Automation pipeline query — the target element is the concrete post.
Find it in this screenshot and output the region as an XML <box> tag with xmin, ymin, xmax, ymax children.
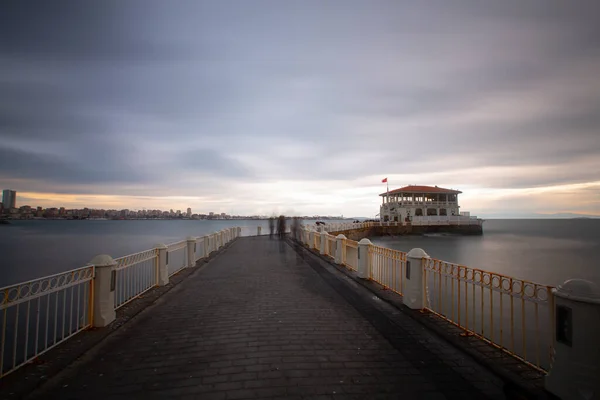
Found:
<box><xmin>335</xmin><ymin>234</ymin><xmax>346</xmax><ymax>264</ymax></box>
<box><xmin>187</xmin><ymin>236</ymin><xmax>196</xmax><ymax>267</ymax></box>
<box><xmin>320</xmin><ymin>231</ymin><xmax>327</xmax><ymax>255</ymax></box>
<box><xmin>156</xmin><ymin>244</ymin><xmax>169</xmax><ymax>286</ymax></box>
<box><xmin>203</xmin><ymin>235</ymin><xmax>210</xmax><ymax>257</ymax></box>
<box><xmin>309</xmin><ymin>231</ymin><xmax>316</xmax><ymax>249</ymax></box>
<box><xmin>404</xmin><ymin>248</ymin><xmax>429</xmax><ymax>309</ymax></box>
<box><xmin>89</xmin><ymin>254</ymin><xmax>116</xmax><ymax>327</ymax></box>
<box><xmin>236</xmin><ymin>227</ymin><xmax>241</xmax><ymax>238</ymax></box>
<box><xmin>257</xmin><ymin>226</ymin><xmax>262</xmax><ymax>236</ymax></box>
<box><xmin>545</xmin><ymin>279</ymin><xmax>600</xmax><ymax>400</ymax></box>
<box><xmin>358</xmin><ymin>238</ymin><xmax>372</xmax><ymax>279</ymax></box>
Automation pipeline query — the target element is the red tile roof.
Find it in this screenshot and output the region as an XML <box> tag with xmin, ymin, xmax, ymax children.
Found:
<box><xmin>380</xmin><ymin>185</ymin><xmax>462</xmax><ymax>196</ymax></box>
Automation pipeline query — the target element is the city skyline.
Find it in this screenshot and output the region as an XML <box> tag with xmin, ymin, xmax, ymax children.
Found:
<box><xmin>1</xmin><ymin>1</ymin><xmax>599</xmax><ymax>218</ymax></box>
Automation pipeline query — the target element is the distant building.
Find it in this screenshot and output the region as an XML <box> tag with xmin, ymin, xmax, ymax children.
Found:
<box><xmin>2</xmin><ymin>190</ymin><xmax>16</xmax><ymax>209</ymax></box>
<box><xmin>380</xmin><ymin>185</ymin><xmax>462</xmax><ymax>222</ymax></box>
<box><xmin>187</xmin><ymin>208</ymin><xmax>192</xmax><ymax>218</ymax></box>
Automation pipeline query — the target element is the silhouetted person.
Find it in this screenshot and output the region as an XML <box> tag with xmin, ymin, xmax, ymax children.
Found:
<box><xmin>277</xmin><ymin>215</ymin><xmax>286</xmax><ymax>239</ymax></box>
<box><xmin>269</xmin><ymin>217</ymin><xmax>275</xmax><ymax>239</ymax></box>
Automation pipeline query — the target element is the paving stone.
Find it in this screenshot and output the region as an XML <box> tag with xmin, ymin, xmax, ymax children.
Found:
<box><xmin>32</xmin><ymin>237</ymin><xmax>500</xmax><ymax>399</ymax></box>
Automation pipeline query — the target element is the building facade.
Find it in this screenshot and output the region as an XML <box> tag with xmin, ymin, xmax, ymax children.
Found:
<box><xmin>380</xmin><ymin>185</ymin><xmax>463</xmax><ymax>222</ymax></box>
<box><xmin>2</xmin><ymin>190</ymin><xmax>16</xmax><ymax>209</ymax></box>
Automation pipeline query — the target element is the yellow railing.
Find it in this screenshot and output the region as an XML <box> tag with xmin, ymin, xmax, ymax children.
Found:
<box><xmin>297</xmin><ymin>226</ymin><xmax>556</xmax><ymax>373</ymax></box>
<box><xmin>369</xmin><ymin>246</ymin><xmax>406</xmax><ymax>295</ymax></box>
<box><xmin>314</xmin><ymin>232</ymin><xmax>321</xmax><ymax>251</ymax></box>
<box><xmin>423</xmin><ymin>258</ymin><xmax>554</xmax><ymax>372</ymax></box>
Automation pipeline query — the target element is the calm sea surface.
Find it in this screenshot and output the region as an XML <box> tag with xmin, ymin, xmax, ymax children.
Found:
<box><xmin>0</xmin><ymin>219</ymin><xmax>327</xmax><ymax>287</ymax></box>
<box><xmin>371</xmin><ymin>219</ymin><xmax>600</xmax><ymax>287</ymax></box>
<box><xmin>1</xmin><ymin>219</ymin><xmax>598</xmax><ymax>288</ymax></box>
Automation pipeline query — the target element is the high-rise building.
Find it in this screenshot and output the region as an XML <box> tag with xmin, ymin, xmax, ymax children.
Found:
<box><xmin>186</xmin><ymin>208</ymin><xmax>192</xmax><ymax>217</ymax></box>
<box><xmin>2</xmin><ymin>190</ymin><xmax>16</xmax><ymax>209</ymax></box>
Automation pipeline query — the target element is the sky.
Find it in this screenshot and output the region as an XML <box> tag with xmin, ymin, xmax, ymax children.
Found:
<box><xmin>1</xmin><ymin>1</ymin><xmax>599</xmax><ymax>218</ymax></box>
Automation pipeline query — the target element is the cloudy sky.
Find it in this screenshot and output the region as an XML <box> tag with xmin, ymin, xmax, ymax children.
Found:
<box><xmin>1</xmin><ymin>1</ymin><xmax>599</xmax><ymax>217</ymax></box>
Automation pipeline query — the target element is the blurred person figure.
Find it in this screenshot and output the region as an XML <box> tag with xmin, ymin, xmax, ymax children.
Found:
<box><xmin>269</xmin><ymin>217</ymin><xmax>275</xmax><ymax>239</ymax></box>
<box><xmin>278</xmin><ymin>215</ymin><xmax>286</xmax><ymax>239</ymax></box>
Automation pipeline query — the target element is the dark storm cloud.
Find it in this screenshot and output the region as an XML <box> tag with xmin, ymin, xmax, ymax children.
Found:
<box><xmin>1</xmin><ymin>0</ymin><xmax>599</xmax><ymax>204</ymax></box>
<box><xmin>0</xmin><ymin>146</ymin><xmax>147</xmax><ymax>184</ymax></box>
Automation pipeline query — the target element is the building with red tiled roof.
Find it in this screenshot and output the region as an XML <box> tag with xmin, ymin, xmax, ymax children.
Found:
<box><xmin>379</xmin><ymin>185</ymin><xmax>463</xmax><ymax>222</ymax></box>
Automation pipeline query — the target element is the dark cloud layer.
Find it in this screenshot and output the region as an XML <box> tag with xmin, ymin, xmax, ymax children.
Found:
<box><xmin>1</xmin><ymin>0</ymin><xmax>599</xmax><ymax>214</ymax></box>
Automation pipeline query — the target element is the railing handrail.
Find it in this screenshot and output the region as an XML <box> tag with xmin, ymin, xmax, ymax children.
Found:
<box><xmin>1</xmin><ymin>226</ymin><xmax>243</xmax><ymax>379</ymax></box>
<box><xmin>0</xmin><ymin>265</ymin><xmax>95</xmax><ymax>310</ymax></box>
<box><xmin>0</xmin><ymin>265</ymin><xmax>95</xmax><ymax>293</ymax></box>
<box><xmin>299</xmin><ymin>225</ymin><xmax>555</xmax><ymax>372</ymax></box>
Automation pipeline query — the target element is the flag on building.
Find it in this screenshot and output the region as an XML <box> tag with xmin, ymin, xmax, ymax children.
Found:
<box><xmin>381</xmin><ymin>178</ymin><xmax>387</xmax><ymax>183</ymax></box>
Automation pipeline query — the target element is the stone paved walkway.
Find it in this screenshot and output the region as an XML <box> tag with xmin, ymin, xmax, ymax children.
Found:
<box><xmin>35</xmin><ymin>237</ymin><xmax>503</xmax><ymax>400</ymax></box>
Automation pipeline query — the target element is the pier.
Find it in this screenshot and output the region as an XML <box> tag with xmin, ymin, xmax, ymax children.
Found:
<box><xmin>2</xmin><ymin>224</ymin><xmax>599</xmax><ymax>399</ymax></box>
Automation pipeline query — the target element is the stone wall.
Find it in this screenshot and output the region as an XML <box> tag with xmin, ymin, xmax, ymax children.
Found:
<box><xmin>329</xmin><ymin>224</ymin><xmax>482</xmax><ymax>240</ymax></box>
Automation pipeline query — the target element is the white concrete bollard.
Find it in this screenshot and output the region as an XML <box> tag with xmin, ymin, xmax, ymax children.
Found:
<box><xmin>545</xmin><ymin>279</ymin><xmax>600</xmax><ymax>400</ymax></box>
<box><xmin>309</xmin><ymin>231</ymin><xmax>315</xmax><ymax>249</ymax></box>
<box><xmin>403</xmin><ymin>248</ymin><xmax>429</xmax><ymax>309</ymax></box>
<box><xmin>187</xmin><ymin>237</ymin><xmax>196</xmax><ymax>267</ymax></box>
<box><xmin>203</xmin><ymin>235</ymin><xmax>210</xmax><ymax>257</ymax></box>
<box><xmin>89</xmin><ymin>254</ymin><xmax>116</xmax><ymax>327</ymax></box>
<box><xmin>257</xmin><ymin>226</ymin><xmax>262</xmax><ymax>236</ymax></box>
<box><xmin>320</xmin><ymin>232</ymin><xmax>327</xmax><ymax>255</ymax></box>
<box><xmin>358</xmin><ymin>238</ymin><xmax>372</xmax><ymax>279</ymax></box>
<box><xmin>335</xmin><ymin>234</ymin><xmax>346</xmax><ymax>264</ymax></box>
<box><xmin>156</xmin><ymin>244</ymin><xmax>169</xmax><ymax>286</ymax></box>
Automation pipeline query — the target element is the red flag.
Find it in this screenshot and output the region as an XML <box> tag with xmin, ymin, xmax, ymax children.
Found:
<box><xmin>382</xmin><ymin>178</ymin><xmax>387</xmax><ymax>183</ymax></box>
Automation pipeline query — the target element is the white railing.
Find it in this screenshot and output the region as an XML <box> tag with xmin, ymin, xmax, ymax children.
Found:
<box><xmin>0</xmin><ymin>266</ymin><xmax>94</xmax><ymax>378</ymax></box>
<box><xmin>167</xmin><ymin>240</ymin><xmax>188</xmax><ymax>277</ymax></box>
<box><xmin>423</xmin><ymin>258</ymin><xmax>553</xmax><ymax>372</ymax></box>
<box><xmin>195</xmin><ymin>236</ymin><xmax>205</xmax><ymax>261</ymax></box>
<box><xmin>411</xmin><ymin>216</ymin><xmax>483</xmax><ymax>226</ymax></box>
<box><xmin>0</xmin><ymin>226</ymin><xmax>244</xmax><ymax>379</ymax></box>
<box><xmin>320</xmin><ymin>222</ymin><xmax>379</xmax><ymax>233</ymax></box>
<box><xmin>325</xmin><ymin>235</ymin><xmax>336</xmax><ymax>258</ymax></box>
<box><xmin>113</xmin><ymin>249</ymin><xmax>158</xmax><ymax>310</ymax></box>
<box><xmin>344</xmin><ymin>240</ymin><xmax>359</xmax><ymax>271</ymax></box>
<box><xmin>383</xmin><ymin>201</ymin><xmax>458</xmax><ymax>207</ymax></box>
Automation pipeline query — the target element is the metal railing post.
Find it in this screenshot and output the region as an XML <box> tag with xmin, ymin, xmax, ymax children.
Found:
<box><xmin>404</xmin><ymin>248</ymin><xmax>429</xmax><ymax>310</ymax></box>
<box><xmin>156</xmin><ymin>244</ymin><xmax>169</xmax><ymax>286</ymax></box>
<box><xmin>89</xmin><ymin>254</ymin><xmax>116</xmax><ymax>327</ymax></box>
